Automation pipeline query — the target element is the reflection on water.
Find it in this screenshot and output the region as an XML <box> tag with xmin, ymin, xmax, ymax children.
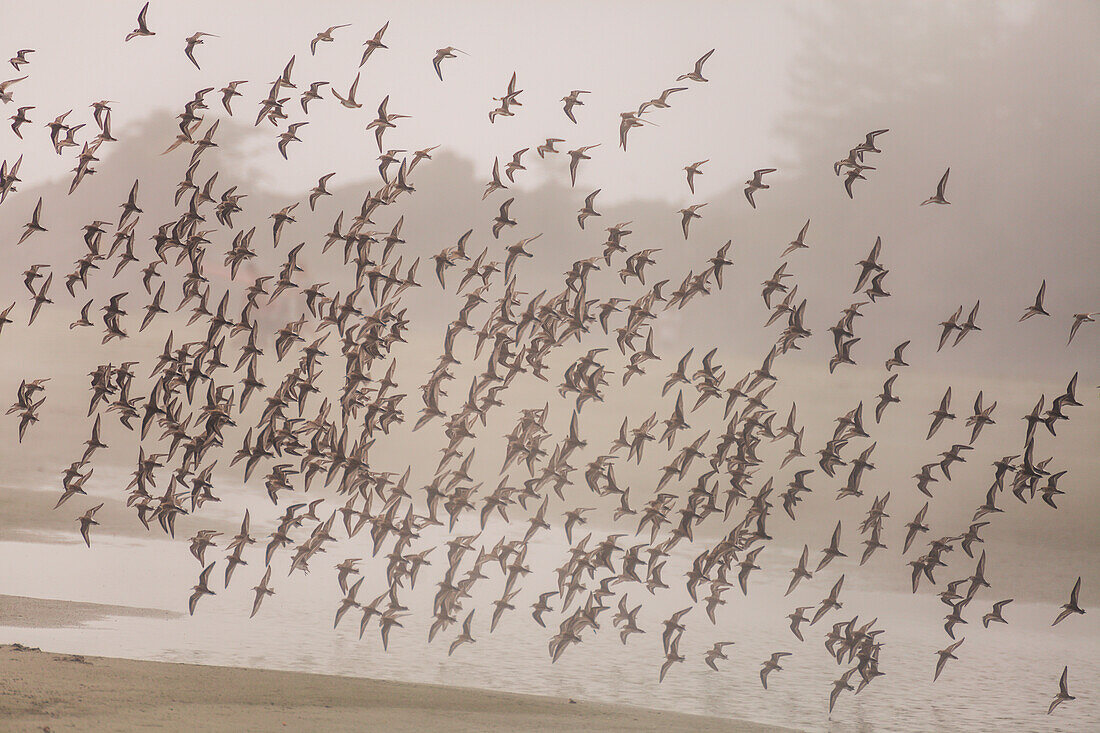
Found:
<box><xmin>1</xmin><ymin>531</ymin><xmax>1097</xmax><ymax>733</ymax></box>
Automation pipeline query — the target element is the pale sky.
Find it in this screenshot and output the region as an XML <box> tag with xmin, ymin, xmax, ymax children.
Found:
<box><xmin>0</xmin><ymin>0</ymin><xmax>824</xmax><ymax>204</ymax></box>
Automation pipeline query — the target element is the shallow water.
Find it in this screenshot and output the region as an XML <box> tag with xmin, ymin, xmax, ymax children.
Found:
<box><xmin>2</xmin><ymin>527</ymin><xmax>1096</xmax><ymax>733</ymax></box>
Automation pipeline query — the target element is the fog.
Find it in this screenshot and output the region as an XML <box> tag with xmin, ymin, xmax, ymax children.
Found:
<box><xmin>0</xmin><ymin>2</ymin><xmax>1098</xmax><ymax>728</ymax></box>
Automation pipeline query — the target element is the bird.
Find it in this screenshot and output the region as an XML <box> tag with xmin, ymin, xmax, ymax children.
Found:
<box><xmin>640</xmin><ymin>87</ymin><xmax>687</xmax><ymax>113</ymax></box>
<box><xmin>659</xmin><ymin>633</ymin><xmax>685</xmax><ymax>682</ymax></box>
<box><xmin>885</xmin><ymin>341</ymin><xmax>910</xmax><ymax>371</ymax></box>
<box><xmin>937</xmin><ymin>306</ymin><xmax>963</xmax><ymax>351</ymax></box>
<box><xmin>18</xmin><ymin>197</ymin><xmax>46</xmax><ymax>245</ymax></box>
<box><xmin>817</xmin><ymin>522</ymin><xmax>846</xmax><ymax>571</ymax></box>
<box><xmin>577</xmin><ymin>190</ymin><xmax>601</xmax><ymax>230</ymax></box>
<box><xmin>853</xmin><ymin>128</ymin><xmax>890</xmax><ymax>159</ymax></box>
<box><xmin>483</xmin><ymin>157</ymin><xmax>507</xmax><ymax>199</ymax></box>
<box><xmin>433</xmin><ymin>47</ymin><xmax>467</xmax><ymax>80</ymax></box>
<box><xmin>9</xmin><ymin>105</ymin><xmax>33</xmax><ymax>138</ymax></box>
<box><xmin>562</xmin><ymin>90</ymin><xmax>590</xmax><ymax>123</ymax></box>
<box><xmin>703</xmin><ymin>641</ymin><xmax>734</xmax><ymax>671</ymax></box>
<box><xmin>982</xmin><ymin>599</ymin><xmax>1013</xmax><ymax>628</ymax></box>
<box><xmin>537</xmin><ymin>138</ymin><xmax>564</xmax><ymax>158</ymax></box>
<box><xmin>933</xmin><ymin>638</ymin><xmax>964</xmax><ymax>681</ymax></box>
<box><xmin>0</xmin><ymin>76</ymin><xmax>27</xmax><ymax>105</ymax></box>
<box><xmin>504</xmin><ymin>148</ymin><xmax>528</xmax><ymax>182</ymax></box>
<box><xmin>1052</xmin><ymin>577</ymin><xmax>1084</xmax><ymax>625</ymax></box>
<box><xmin>332</xmin><ymin>73</ymin><xmax>361</xmax><ymax>108</ymax></box>
<box><xmin>785</xmin><ymin>545</ymin><xmax>813</xmax><ymax>596</ymax></box>
<box><xmin>953</xmin><ymin>301</ymin><xmax>982</xmax><ymax>346</ymax></box>
<box><xmin>788</xmin><ymin>607</ymin><xmax>812</xmax><ymax>642</ymax></box>
<box><xmin>70</xmin><ymin>300</ymin><xmax>94</xmax><ymax>330</ymax></box>
<box><xmin>782</xmin><ymin>219</ymin><xmax>810</xmax><ymax>257</ymax></box>
<box><xmin>1048</xmin><ymin>666</ymin><xmax>1075</xmax><ymax>714</ymax></box>
<box><xmin>966</xmin><ymin>391</ymin><xmax>997</xmax><ymax>443</ymax></box>
<box><xmin>921</xmin><ymin>167</ymin><xmax>951</xmax><ymax>205</ymax></box>
<box><xmin>760</xmin><ymin>652</ymin><xmax>790</xmax><ymax>689</ymax></box>
<box><xmin>492</xmin><ymin>198</ymin><xmax>517</xmax><ymax>239</ymax></box>
<box><xmin>903</xmin><ymin>503</ymin><xmax>929</xmax><ymax>553</ymax></box>
<box><xmin>567</xmin><ymin>145</ymin><xmax>599</xmax><ymax>187</ymax></box>
<box><xmin>334</xmin><ymin>577</ymin><xmax>364</xmax><ymax>628</ymax></box>
<box><xmin>188</xmin><ymin>563</ymin><xmax>216</xmax><ymax>615</ymax></box>
<box><xmin>865</xmin><ymin>270</ymin><xmax>891</xmax><ymax>302</ymax></box>
<box><xmin>360</xmin><ymin>22</ymin><xmax>390</xmax><ymax>66</ymax></box>
<box><xmin>679</xmin><ymin>204</ymin><xmax>706</xmax><ymax>239</ymax></box>
<box><xmin>250</xmin><ymin>567</ymin><xmax>274</xmax><ymax>618</ymax></box>
<box><xmin>311</xmin><ymin>24</ymin><xmax>351</xmax><ymax>55</ymax></box>
<box><xmin>684</xmin><ymin>160</ymin><xmax>707</xmax><ymax>194</ymax></box>
<box><xmin>277</xmin><ymin>122</ymin><xmax>308</xmax><ymax>159</ymax></box>
<box><xmin>1067</xmin><ymin>312</ymin><xmax>1096</xmax><ymax>344</ymax></box>
<box><xmin>9</xmin><ymin>49</ymin><xmax>33</xmax><ymax>71</ymax></box>
<box><xmin>744</xmin><ymin>169</ymin><xmax>776</xmax><ymax>209</ymax></box>
<box><xmin>927</xmin><ymin>387</ymin><xmax>955</xmax><ymax>439</ymax></box>
<box><xmin>219</xmin><ymin>81</ymin><xmax>247</xmax><ymax>115</ymax></box>
<box><xmin>678</xmin><ymin>49</ymin><xmax>715</xmax><ymax>82</ymax></box>
<box><xmin>449</xmin><ymin>610</ymin><xmax>475</xmax><ymax>655</ymax></box>
<box><xmin>184</xmin><ymin>32</ymin><xmax>217</xmax><ymax>69</ymax></box>
<box><xmin>300</xmin><ymin>82</ymin><xmax>329</xmax><ymax>113</ymax></box>
<box><xmin>829</xmin><ymin>669</ymin><xmax>856</xmax><ymax>713</ymax></box>
<box><xmin>1019</xmin><ymin>280</ymin><xmax>1050</xmax><ymax>321</ymax></box>
<box><xmin>77</xmin><ymin>503</ymin><xmax>104</xmax><ymax>547</ymax></box>
<box><xmin>811</xmin><ymin>575</ymin><xmax>845</xmax><ymax>625</ymax></box>
<box><xmin>309</xmin><ymin>173</ymin><xmax>335</xmax><ymax>210</ymax></box>
<box><xmin>125</xmin><ymin>2</ymin><xmax>155</xmax><ymax>42</ymax></box>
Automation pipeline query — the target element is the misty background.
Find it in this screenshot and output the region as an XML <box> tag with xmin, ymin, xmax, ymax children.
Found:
<box><xmin>0</xmin><ymin>1</ymin><xmax>1098</xmax><ymax>729</ymax></box>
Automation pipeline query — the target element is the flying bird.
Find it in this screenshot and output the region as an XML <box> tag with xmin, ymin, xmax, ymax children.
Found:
<box><xmin>678</xmin><ymin>49</ymin><xmax>715</xmax><ymax>82</ymax></box>
<box><xmin>1052</xmin><ymin>577</ymin><xmax>1085</xmax><ymax>625</ymax></box>
<box><xmin>933</xmin><ymin>638</ymin><xmax>964</xmax><ymax>681</ymax></box>
<box><xmin>782</xmin><ymin>219</ymin><xmax>810</xmax><ymax>257</ymax></box>
<box><xmin>360</xmin><ymin>21</ymin><xmax>390</xmax><ymax>66</ymax></box>
<box><xmin>921</xmin><ymin>167</ymin><xmax>951</xmax><ymax>205</ymax></box>
<box><xmin>684</xmin><ymin>160</ymin><xmax>707</xmax><ymax>194</ymax></box>
<box><xmin>311</xmin><ymin>24</ymin><xmax>351</xmax><ymax>55</ymax></box>
<box><xmin>184</xmin><ymin>32</ymin><xmax>217</xmax><ymax>69</ymax></box>
<box><xmin>125</xmin><ymin>2</ymin><xmax>155</xmax><ymax>42</ymax></box>
<box><xmin>433</xmin><ymin>47</ymin><xmax>467</xmax><ymax>80</ymax></box>
<box><xmin>77</xmin><ymin>503</ymin><xmax>104</xmax><ymax>547</ymax></box>
<box><xmin>562</xmin><ymin>90</ymin><xmax>590</xmax><ymax>123</ymax></box>
<box><xmin>679</xmin><ymin>204</ymin><xmax>706</xmax><ymax>239</ymax></box>
<box><xmin>1067</xmin><ymin>312</ymin><xmax>1096</xmax><ymax>344</ymax></box>
<box><xmin>1048</xmin><ymin>666</ymin><xmax>1075</xmax><ymax>714</ymax></box>
<box><xmin>744</xmin><ymin>169</ymin><xmax>775</xmax><ymax>209</ymax></box>
<box><xmin>1019</xmin><ymin>280</ymin><xmax>1050</xmax><ymax>321</ymax></box>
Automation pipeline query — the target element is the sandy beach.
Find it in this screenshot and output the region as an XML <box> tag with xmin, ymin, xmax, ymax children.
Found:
<box><xmin>0</xmin><ymin>641</ymin><xmax>791</xmax><ymax>733</ymax></box>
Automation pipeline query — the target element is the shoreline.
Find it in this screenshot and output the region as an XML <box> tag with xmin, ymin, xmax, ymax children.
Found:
<box><xmin>0</xmin><ymin>643</ymin><xmax>795</xmax><ymax>732</ymax></box>
<box><xmin>0</xmin><ymin>593</ymin><xmax>181</xmax><ymax>629</ymax></box>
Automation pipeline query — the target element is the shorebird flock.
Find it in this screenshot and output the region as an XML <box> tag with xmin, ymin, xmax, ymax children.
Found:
<box><xmin>2</xmin><ymin>4</ymin><xmax>1093</xmax><ymax>721</ymax></box>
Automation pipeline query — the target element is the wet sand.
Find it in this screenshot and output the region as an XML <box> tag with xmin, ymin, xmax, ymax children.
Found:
<box><xmin>0</xmin><ymin>594</ymin><xmax>181</xmax><ymax>629</ymax></box>
<box><xmin>0</xmin><ymin>642</ymin><xmax>792</xmax><ymax>733</ymax></box>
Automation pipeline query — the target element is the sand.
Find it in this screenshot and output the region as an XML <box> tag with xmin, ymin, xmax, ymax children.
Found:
<box><xmin>0</xmin><ymin>595</ymin><xmax>180</xmax><ymax>629</ymax></box>
<box><xmin>0</xmin><ymin>643</ymin><xmax>792</xmax><ymax>733</ymax></box>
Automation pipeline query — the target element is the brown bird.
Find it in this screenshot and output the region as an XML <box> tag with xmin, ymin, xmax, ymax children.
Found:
<box><xmin>125</xmin><ymin>2</ymin><xmax>155</xmax><ymax>42</ymax></box>
<box><xmin>678</xmin><ymin>203</ymin><xmax>706</xmax><ymax>239</ymax></box>
<box><xmin>433</xmin><ymin>47</ymin><xmax>468</xmax><ymax>80</ymax></box>
<box><xmin>188</xmin><ymin>562</ymin><xmax>216</xmax><ymax>615</ymax></box>
<box><xmin>311</xmin><ymin>24</ymin><xmax>351</xmax><ymax>56</ymax></box>
<box><xmin>567</xmin><ymin>145</ymin><xmax>599</xmax><ymax>187</ymax></box>
<box><xmin>1052</xmin><ymin>577</ymin><xmax>1085</xmax><ymax>626</ymax></box>
<box><xmin>184</xmin><ymin>32</ymin><xmax>217</xmax><ymax>69</ymax></box>
<box><xmin>1048</xmin><ymin>666</ymin><xmax>1075</xmax><ymax>714</ymax></box>
<box><xmin>677</xmin><ymin>49</ymin><xmax>715</xmax><ymax>82</ymax></box>
<box><xmin>77</xmin><ymin>503</ymin><xmax>104</xmax><ymax>547</ymax></box>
